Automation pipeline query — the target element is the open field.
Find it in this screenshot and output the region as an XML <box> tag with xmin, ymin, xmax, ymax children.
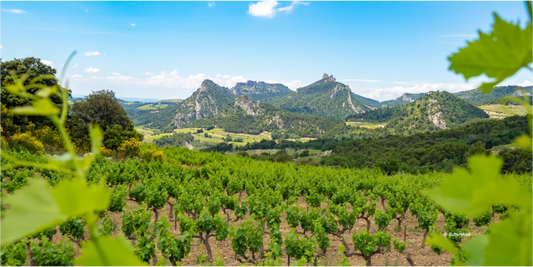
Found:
<box><xmin>138</xmin><ymin>127</ymin><xmax>272</xmax><ymax>146</ymax></box>
<box><xmin>479</xmin><ymin>104</ymin><xmax>527</xmax><ymax>119</ymax></box>
<box><xmin>346</xmin><ymin>121</ymin><xmax>387</xmax><ymax>129</ymax></box>
<box><xmin>137</xmin><ymin>103</ymin><xmax>169</xmax><ymax>110</ymax></box>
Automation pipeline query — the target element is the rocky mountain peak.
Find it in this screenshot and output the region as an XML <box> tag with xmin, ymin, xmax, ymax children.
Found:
<box><xmin>234</xmin><ymin>95</ymin><xmax>260</xmax><ymax>115</ymax></box>
<box><xmin>322</xmin><ymin>73</ymin><xmax>336</xmax><ymax>82</ymax></box>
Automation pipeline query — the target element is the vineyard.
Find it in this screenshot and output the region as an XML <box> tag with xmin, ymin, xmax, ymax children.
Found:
<box><xmin>2</xmin><ymin>146</ymin><xmax>531</xmax><ymax>266</ymax></box>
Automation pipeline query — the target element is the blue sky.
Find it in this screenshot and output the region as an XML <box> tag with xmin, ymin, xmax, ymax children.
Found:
<box><xmin>1</xmin><ymin>1</ymin><xmax>531</xmax><ymax>101</ymax></box>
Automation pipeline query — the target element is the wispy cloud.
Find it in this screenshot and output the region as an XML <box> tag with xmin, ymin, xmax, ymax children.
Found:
<box><xmin>441</xmin><ymin>34</ymin><xmax>476</xmax><ymax>38</ymax></box>
<box><xmin>130</xmin><ymin>23</ymin><xmax>136</xmax><ymax>26</ymax></box>
<box><xmin>145</xmin><ymin>72</ymin><xmax>153</xmax><ymax>76</ymax></box>
<box><xmin>248</xmin><ymin>0</ymin><xmax>308</xmax><ymax>18</ymax></box>
<box><xmin>72</xmin><ymin>63</ymin><xmax>79</xmax><ymax>69</ymax></box>
<box><xmin>0</xmin><ymin>45</ymin><xmax>4</xmax><ymax>49</ymax></box>
<box><xmin>2</xmin><ymin>9</ymin><xmax>27</xmax><ymax>14</ymax></box>
<box><xmin>208</xmin><ymin>1</ymin><xmax>216</xmax><ymax>7</ymax></box>
<box><xmin>84</xmin><ymin>8</ymin><xmax>89</xmax><ymax>12</ymax></box>
<box><xmin>84</xmin><ymin>51</ymin><xmax>101</xmax><ymax>56</ymax></box>
<box><xmin>84</xmin><ymin>67</ymin><xmax>100</xmax><ymax>73</ymax></box>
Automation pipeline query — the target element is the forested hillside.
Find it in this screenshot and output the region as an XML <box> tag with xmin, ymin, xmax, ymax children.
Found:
<box><xmin>229</xmin><ymin>81</ymin><xmax>293</xmax><ymax>101</ymax></box>
<box><xmin>348</xmin><ymin>91</ymin><xmax>489</xmax><ymax>135</ymax></box>
<box><xmin>322</xmin><ymin>115</ymin><xmax>531</xmax><ymax>174</ymax></box>
<box><xmin>265</xmin><ymin>74</ymin><xmax>370</xmax><ymax>120</ymax></box>
<box><xmin>455</xmin><ymin>85</ymin><xmax>532</xmax><ymax>105</ymax></box>
<box><xmin>187</xmin><ymin>95</ymin><xmax>352</xmax><ymax>139</ymax></box>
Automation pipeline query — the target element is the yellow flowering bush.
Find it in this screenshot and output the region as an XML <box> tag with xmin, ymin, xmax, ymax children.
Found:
<box><xmin>117</xmin><ymin>137</ymin><xmax>141</xmax><ymax>158</ymax></box>
<box><xmin>1</xmin><ymin>126</ymin><xmax>8</xmax><ymax>149</ymax></box>
<box><xmin>10</xmin><ymin>132</ymin><xmax>45</xmax><ymax>154</ymax></box>
<box><xmin>100</xmin><ymin>146</ymin><xmax>114</xmax><ymax>157</ymax></box>
<box><xmin>140</xmin><ymin>148</ymin><xmax>165</xmax><ymax>163</ymax></box>
<box><xmin>33</xmin><ymin>125</ymin><xmax>65</xmax><ymax>153</ymax></box>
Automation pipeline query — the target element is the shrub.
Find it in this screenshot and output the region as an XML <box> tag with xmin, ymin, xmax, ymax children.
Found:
<box><xmin>10</xmin><ymin>132</ymin><xmax>44</xmax><ymax>154</ymax></box>
<box><xmin>140</xmin><ymin>148</ymin><xmax>166</xmax><ymax>163</ymax></box>
<box><xmin>100</xmin><ymin>147</ymin><xmax>114</xmax><ymax>157</ymax></box>
<box><xmin>117</xmin><ymin>137</ymin><xmax>141</xmax><ymax>158</ymax></box>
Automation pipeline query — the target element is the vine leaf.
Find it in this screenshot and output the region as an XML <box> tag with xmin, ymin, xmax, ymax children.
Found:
<box><xmin>52</xmin><ymin>179</ymin><xmax>111</xmax><ymax>217</ymax></box>
<box><xmin>75</xmin><ymin>235</ymin><xmax>147</xmax><ymax>266</ymax></box>
<box><xmin>11</xmin><ymin>98</ymin><xmax>61</xmax><ymax>116</ymax></box>
<box><xmin>1</xmin><ymin>179</ymin><xmax>67</xmax><ymax>244</ymax></box>
<box><xmin>89</xmin><ymin>123</ymin><xmax>103</xmax><ymax>156</ymax></box>
<box><xmin>484</xmin><ymin>212</ymin><xmax>532</xmax><ymax>266</ymax></box>
<box><xmin>425</xmin><ymin>233</ymin><xmax>458</xmax><ymax>255</ymax></box>
<box><xmin>448</xmin><ymin>13</ymin><xmax>532</xmax><ymax>93</ymax></box>
<box><xmin>422</xmin><ymin>154</ymin><xmax>532</xmax><ymax>218</ymax></box>
<box><xmin>461</xmin><ymin>234</ymin><xmax>488</xmax><ymax>266</ymax></box>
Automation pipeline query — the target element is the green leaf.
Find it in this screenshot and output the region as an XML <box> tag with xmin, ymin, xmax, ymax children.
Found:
<box><xmin>423</xmin><ymin>154</ymin><xmax>531</xmax><ymax>218</ymax></box>
<box><xmin>1</xmin><ymin>179</ymin><xmax>67</xmax><ymax>244</ymax></box>
<box><xmin>47</xmin><ymin>153</ymin><xmax>94</xmax><ymax>173</ymax></box>
<box><xmin>448</xmin><ymin>13</ymin><xmax>532</xmax><ymax>93</ymax></box>
<box><xmin>425</xmin><ymin>233</ymin><xmax>459</xmax><ymax>255</ymax></box>
<box><xmin>484</xmin><ymin>212</ymin><xmax>532</xmax><ymax>266</ymax></box>
<box><xmin>52</xmin><ymin>179</ymin><xmax>111</xmax><ymax>217</ymax></box>
<box><xmin>11</xmin><ymin>98</ymin><xmax>60</xmax><ymax>116</ymax></box>
<box><xmin>89</xmin><ymin>124</ymin><xmax>103</xmax><ymax>156</ymax></box>
<box><xmin>513</xmin><ymin>134</ymin><xmax>532</xmax><ymax>152</ymax></box>
<box><xmin>75</xmin><ymin>235</ymin><xmax>147</xmax><ymax>266</ymax></box>
<box><xmin>462</xmin><ymin>235</ymin><xmax>488</xmax><ymax>266</ymax></box>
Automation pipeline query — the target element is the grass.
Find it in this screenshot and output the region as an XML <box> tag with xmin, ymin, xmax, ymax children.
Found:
<box><xmin>137</xmin><ymin>103</ymin><xmax>168</xmax><ymax>110</ymax></box>
<box><xmin>479</xmin><ymin>104</ymin><xmax>527</xmax><ymax>119</ymax></box>
<box><xmin>346</xmin><ymin>120</ymin><xmax>387</xmax><ymax>129</ymax></box>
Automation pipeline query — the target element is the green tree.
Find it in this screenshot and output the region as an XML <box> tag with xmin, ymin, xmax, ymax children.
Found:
<box><xmin>69</xmin><ymin>90</ymin><xmax>142</xmax><ymax>151</ymax></box>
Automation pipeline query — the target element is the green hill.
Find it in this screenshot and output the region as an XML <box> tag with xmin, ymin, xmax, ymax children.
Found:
<box><xmin>351</xmin><ymin>93</ymin><xmax>382</xmax><ymax>109</ymax></box>
<box><xmin>265</xmin><ymin>73</ymin><xmax>370</xmax><ymax>120</ymax></box>
<box><xmin>454</xmin><ymin>85</ymin><xmax>532</xmax><ymax>105</ymax></box>
<box><xmin>380</xmin><ymin>93</ymin><xmax>426</xmax><ymax>107</ymax></box>
<box><xmin>230</xmin><ymin>81</ymin><xmax>293</xmax><ymax>101</ymax></box>
<box><xmin>127</xmin><ymin>80</ymin><xmax>236</xmax><ymax>131</ymax></box>
<box><xmin>348</xmin><ymin>91</ymin><xmax>490</xmax><ymax>135</ymax></box>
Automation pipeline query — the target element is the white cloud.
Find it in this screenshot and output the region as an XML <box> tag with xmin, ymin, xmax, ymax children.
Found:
<box><xmin>112</xmin><ymin>72</ymin><xmax>121</xmax><ymax>76</ymax></box>
<box><xmin>2</xmin><ymin>9</ymin><xmax>27</xmax><ymax>14</ymax></box>
<box><xmin>248</xmin><ymin>0</ymin><xmax>307</xmax><ymax>18</ymax></box>
<box><xmin>130</xmin><ymin>23</ymin><xmax>136</xmax><ymax>26</ymax></box>
<box><xmin>208</xmin><ymin>1</ymin><xmax>216</xmax><ymax>7</ymax></box>
<box><xmin>84</xmin><ymin>67</ymin><xmax>100</xmax><ymax>73</ymax></box>
<box><xmin>518</xmin><ymin>80</ymin><xmax>533</xmax><ymax>87</ymax></box>
<box><xmin>84</xmin><ymin>51</ymin><xmax>101</xmax><ymax>56</ymax></box>
<box><xmin>342</xmin><ymin>78</ymin><xmax>480</xmax><ymax>101</ymax></box>
<box><xmin>0</xmin><ymin>45</ymin><xmax>3</xmax><ymax>49</ymax></box>
<box><xmin>145</xmin><ymin>72</ymin><xmax>153</xmax><ymax>76</ymax></box>
<box><xmin>41</xmin><ymin>60</ymin><xmax>54</xmax><ymax>67</ymax></box>
<box><xmin>72</xmin><ymin>63</ymin><xmax>78</xmax><ymax>69</ymax></box>
<box><xmin>72</xmin><ymin>74</ymin><xmax>83</xmax><ymax>78</ymax></box>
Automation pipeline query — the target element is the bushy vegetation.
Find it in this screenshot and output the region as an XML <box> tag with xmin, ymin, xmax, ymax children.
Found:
<box><xmin>323</xmin><ymin>115</ymin><xmax>531</xmax><ymax>174</ymax></box>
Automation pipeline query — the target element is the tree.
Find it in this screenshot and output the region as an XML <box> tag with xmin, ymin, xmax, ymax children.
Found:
<box><xmin>69</xmin><ymin>90</ymin><xmax>142</xmax><ymax>151</ymax></box>
<box><xmin>70</xmin><ymin>90</ymin><xmax>132</xmax><ymax>132</ymax></box>
<box><xmin>1</xmin><ymin>57</ymin><xmax>67</xmax><ymax>132</ymax></box>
